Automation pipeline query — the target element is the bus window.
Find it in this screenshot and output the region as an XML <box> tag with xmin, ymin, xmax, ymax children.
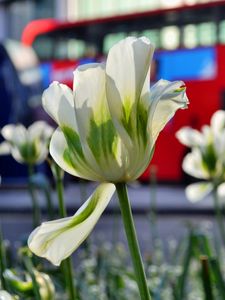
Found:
<box><xmin>183</xmin><ymin>24</ymin><xmax>198</xmax><ymax>48</ymax></box>
<box><xmin>55</xmin><ymin>39</ymin><xmax>87</xmax><ymax>60</ymax></box>
<box><xmin>142</xmin><ymin>29</ymin><xmax>160</xmax><ymax>48</ymax></box>
<box><xmin>33</xmin><ymin>36</ymin><xmax>53</xmax><ymax>61</ymax></box>
<box><xmin>161</xmin><ymin>26</ymin><xmax>180</xmax><ymax>50</ymax></box>
<box><xmin>198</xmin><ymin>22</ymin><xmax>217</xmax><ymax>46</ymax></box>
<box><xmin>103</xmin><ymin>32</ymin><xmax>126</xmax><ymax>54</ymax></box>
<box><xmin>219</xmin><ymin>20</ymin><xmax>225</xmax><ymax>44</ymax></box>
<box><xmin>54</xmin><ymin>39</ymin><xmax>68</xmax><ymax>59</ymax></box>
<box><xmin>68</xmin><ymin>39</ymin><xmax>86</xmax><ymax>59</ymax></box>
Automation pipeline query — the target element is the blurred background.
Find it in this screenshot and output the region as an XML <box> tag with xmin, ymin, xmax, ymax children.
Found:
<box><xmin>0</xmin><ymin>0</ymin><xmax>224</xmax><ymax>244</ymax></box>
<box><xmin>1</xmin><ymin>0</ymin><xmax>225</xmax><ymax>182</ymax></box>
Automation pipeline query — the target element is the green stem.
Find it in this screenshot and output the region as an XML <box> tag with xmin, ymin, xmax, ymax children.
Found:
<box><xmin>79</xmin><ymin>179</ymin><xmax>91</xmax><ymax>255</ymax></box>
<box><xmin>149</xmin><ymin>165</ymin><xmax>158</xmax><ymax>246</ymax></box>
<box><xmin>116</xmin><ymin>183</ymin><xmax>151</xmax><ymax>300</ymax></box>
<box><xmin>23</xmin><ymin>255</ymin><xmax>41</xmax><ymax>300</ymax></box>
<box><xmin>200</xmin><ymin>255</ymin><xmax>214</xmax><ymax>300</ymax></box>
<box><xmin>44</xmin><ymin>188</ymin><xmax>55</xmax><ymax>220</ymax></box>
<box><xmin>54</xmin><ymin>164</ymin><xmax>77</xmax><ymax>300</ymax></box>
<box><xmin>55</xmin><ymin>167</ymin><xmax>66</xmax><ymax>218</ymax></box>
<box><xmin>28</xmin><ymin>164</ymin><xmax>41</xmax><ymax>228</ymax></box>
<box><xmin>213</xmin><ymin>188</ymin><xmax>225</xmax><ymax>247</ymax></box>
<box><xmin>0</xmin><ymin>229</ymin><xmax>7</xmax><ymax>290</ymax></box>
<box><xmin>175</xmin><ymin>231</ymin><xmax>193</xmax><ymax>300</ymax></box>
<box><xmin>209</xmin><ymin>258</ymin><xmax>225</xmax><ymax>299</ymax></box>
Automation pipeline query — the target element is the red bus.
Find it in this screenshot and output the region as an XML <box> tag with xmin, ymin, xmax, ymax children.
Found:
<box><xmin>21</xmin><ymin>1</ymin><xmax>225</xmax><ymax>182</ymax></box>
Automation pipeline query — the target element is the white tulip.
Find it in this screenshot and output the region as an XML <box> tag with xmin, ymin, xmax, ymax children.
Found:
<box><xmin>0</xmin><ymin>291</ymin><xmax>15</xmax><ymax>300</ymax></box>
<box><xmin>28</xmin><ymin>36</ymin><xmax>188</xmax><ymax>265</ymax></box>
<box><xmin>0</xmin><ymin>121</ymin><xmax>53</xmax><ymax>165</ymax></box>
<box><xmin>177</xmin><ymin>110</ymin><xmax>225</xmax><ymax>201</ymax></box>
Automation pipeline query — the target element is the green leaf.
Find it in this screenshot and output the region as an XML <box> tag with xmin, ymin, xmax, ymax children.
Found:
<box><xmin>209</xmin><ymin>258</ymin><xmax>225</xmax><ymax>300</ymax></box>
<box><xmin>200</xmin><ymin>255</ymin><xmax>215</xmax><ymax>300</ymax></box>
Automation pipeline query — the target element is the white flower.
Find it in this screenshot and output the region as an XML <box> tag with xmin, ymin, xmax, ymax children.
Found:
<box><xmin>0</xmin><ymin>291</ymin><xmax>15</xmax><ymax>300</ymax></box>
<box><xmin>177</xmin><ymin>110</ymin><xmax>225</xmax><ymax>202</ymax></box>
<box><xmin>0</xmin><ymin>121</ymin><xmax>53</xmax><ymax>165</ymax></box>
<box><xmin>28</xmin><ymin>36</ymin><xmax>188</xmax><ymax>265</ymax></box>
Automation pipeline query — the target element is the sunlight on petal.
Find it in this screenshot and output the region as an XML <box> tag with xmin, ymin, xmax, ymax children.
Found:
<box><xmin>28</xmin><ymin>183</ymin><xmax>115</xmax><ymax>265</ymax></box>
<box><xmin>185</xmin><ymin>182</ymin><xmax>213</xmax><ymax>202</ymax></box>
<box><xmin>176</xmin><ymin>127</ymin><xmax>203</xmax><ymax>147</ymax></box>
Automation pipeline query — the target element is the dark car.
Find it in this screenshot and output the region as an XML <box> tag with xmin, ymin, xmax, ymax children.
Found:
<box><xmin>0</xmin><ymin>40</ymin><xmax>44</xmax><ymax>182</ymax></box>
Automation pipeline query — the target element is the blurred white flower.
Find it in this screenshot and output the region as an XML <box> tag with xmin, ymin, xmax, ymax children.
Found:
<box><xmin>176</xmin><ymin>110</ymin><xmax>225</xmax><ymax>202</ymax></box>
<box><xmin>28</xmin><ymin>36</ymin><xmax>188</xmax><ymax>265</ymax></box>
<box><xmin>0</xmin><ymin>121</ymin><xmax>53</xmax><ymax>165</ymax></box>
<box><xmin>0</xmin><ymin>290</ymin><xmax>15</xmax><ymax>300</ymax></box>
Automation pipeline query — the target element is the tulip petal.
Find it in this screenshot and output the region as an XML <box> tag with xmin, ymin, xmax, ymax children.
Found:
<box><xmin>28</xmin><ymin>183</ymin><xmax>115</xmax><ymax>266</ymax></box>
<box><xmin>0</xmin><ymin>141</ymin><xmax>11</xmax><ymax>155</ymax></box>
<box><xmin>73</xmin><ymin>63</ymin><xmax>128</xmax><ymax>181</ymax></box>
<box><xmin>149</xmin><ymin>80</ymin><xmax>188</xmax><ymax>144</ymax></box>
<box><xmin>176</xmin><ymin>127</ymin><xmax>203</xmax><ymax>147</ymax></box>
<box><xmin>42</xmin><ymin>81</ymin><xmax>77</xmax><ymax>130</ymax></box>
<box><xmin>211</xmin><ymin>110</ymin><xmax>225</xmax><ymax>133</ymax></box>
<box><xmin>28</xmin><ymin>121</ymin><xmax>53</xmax><ymax>141</ymax></box>
<box><xmin>1</xmin><ymin>124</ymin><xmax>27</xmax><ymax>146</ymax></box>
<box><xmin>11</xmin><ymin>147</ymin><xmax>26</xmax><ymax>164</ymax></box>
<box><xmin>217</xmin><ymin>183</ymin><xmax>225</xmax><ymax>200</ymax></box>
<box><xmin>182</xmin><ymin>148</ymin><xmax>209</xmax><ymax>179</ymax></box>
<box><xmin>106</xmin><ymin>37</ymin><xmax>154</xmax><ymax>141</ymax></box>
<box><xmin>104</xmin><ymin>37</ymin><xmax>155</xmax><ymax>178</ymax></box>
<box><xmin>185</xmin><ymin>182</ymin><xmax>213</xmax><ymax>202</ymax></box>
<box><xmin>50</xmin><ymin>128</ymin><xmax>104</xmax><ymax>181</ymax></box>
<box><xmin>0</xmin><ymin>290</ymin><xmax>15</xmax><ymax>300</ymax></box>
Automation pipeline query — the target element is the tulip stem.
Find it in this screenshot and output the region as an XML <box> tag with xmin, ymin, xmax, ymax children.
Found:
<box><xmin>28</xmin><ymin>164</ymin><xmax>41</xmax><ymax>228</ymax></box>
<box><xmin>213</xmin><ymin>188</ymin><xmax>225</xmax><ymax>247</ymax></box>
<box><xmin>54</xmin><ymin>165</ymin><xmax>77</xmax><ymax>300</ymax></box>
<box><xmin>116</xmin><ymin>183</ymin><xmax>152</xmax><ymax>300</ymax></box>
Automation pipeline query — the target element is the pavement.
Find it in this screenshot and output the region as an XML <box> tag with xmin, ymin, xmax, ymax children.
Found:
<box><xmin>0</xmin><ymin>183</ymin><xmax>218</xmax><ymax>250</ymax></box>
<box><xmin>0</xmin><ymin>181</ymin><xmax>215</xmax><ymax>215</ymax></box>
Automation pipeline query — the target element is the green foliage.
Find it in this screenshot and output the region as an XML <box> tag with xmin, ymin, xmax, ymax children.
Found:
<box><xmin>2</xmin><ymin>228</ymin><xmax>225</xmax><ymax>300</ymax></box>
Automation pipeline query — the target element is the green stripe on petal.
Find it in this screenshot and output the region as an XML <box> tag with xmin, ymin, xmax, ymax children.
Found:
<box><xmin>136</xmin><ymin>101</ymin><xmax>149</xmax><ymax>146</ymax></box>
<box><xmin>61</xmin><ymin>125</ymin><xmax>104</xmax><ymax>180</ymax></box>
<box><xmin>201</xmin><ymin>142</ymin><xmax>217</xmax><ymax>174</ymax></box>
<box><xmin>28</xmin><ymin>183</ymin><xmax>115</xmax><ymax>266</ymax></box>
<box><xmin>120</xmin><ymin>96</ymin><xmax>134</xmax><ymax>138</ymax></box>
<box><xmin>73</xmin><ymin>63</ymin><xmax>127</xmax><ymax>180</ymax></box>
<box><xmin>119</xmin><ymin>95</ymin><xmax>149</xmax><ymax>147</ymax></box>
<box><xmin>106</xmin><ymin>37</ymin><xmax>154</xmax><ymax>145</ymax></box>
<box><xmin>19</xmin><ymin>142</ymin><xmax>40</xmax><ymax>163</ymax></box>
<box><xmin>87</xmin><ymin>118</ymin><xmax>118</xmax><ymax>163</ymax></box>
<box><xmin>61</xmin><ymin>126</ymin><xmax>84</xmax><ymax>160</ymax></box>
<box><xmin>50</xmin><ymin>128</ymin><xmax>102</xmax><ymax>181</ymax></box>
